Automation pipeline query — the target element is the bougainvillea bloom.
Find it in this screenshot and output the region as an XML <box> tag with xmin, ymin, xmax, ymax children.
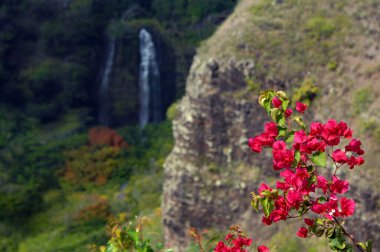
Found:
<box><xmin>285</xmin><ymin>108</ymin><xmax>293</xmax><ymax>118</ymax></box>
<box><xmin>246</xmin><ymin>90</ymin><xmax>367</xmax><ymax>251</ymax></box>
<box><xmin>332</xmin><ymin>149</ymin><xmax>348</xmax><ymax>163</ymax></box>
<box><xmin>340</xmin><ymin>197</ymin><xmax>355</xmax><ymax>217</ymax></box>
<box><xmin>272</xmin><ymin>141</ymin><xmax>294</xmax><ymax>170</ymax></box>
<box><xmin>297</xmin><ymin>227</ymin><xmax>308</xmax><ymax>238</ymax></box>
<box><xmin>257</xmin><ymin>245</ymin><xmax>270</xmax><ymax>252</ymax></box>
<box><xmin>295</xmin><ymin>102</ymin><xmax>308</xmax><ymax>114</ymax></box>
<box><xmin>272</xmin><ymin>96</ymin><xmax>282</xmax><ymax>108</ymax></box>
<box><xmin>330</xmin><ymin>176</ymin><xmax>349</xmax><ymax>194</ymax></box>
<box><xmin>304</xmin><ymin>218</ymin><xmax>314</xmax><ymax>226</ymax></box>
<box><xmin>345</xmin><ymin>139</ymin><xmax>364</xmax><ymax>155</ymax></box>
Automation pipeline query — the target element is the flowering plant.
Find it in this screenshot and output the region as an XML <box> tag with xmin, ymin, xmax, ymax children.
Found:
<box><xmin>243</xmin><ymin>90</ymin><xmax>372</xmax><ymax>251</ymax></box>
<box><xmin>243</xmin><ymin>90</ymin><xmax>371</xmax><ymax>252</ymax></box>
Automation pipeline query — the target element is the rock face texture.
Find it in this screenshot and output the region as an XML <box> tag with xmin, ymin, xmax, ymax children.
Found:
<box><xmin>162</xmin><ymin>0</ymin><xmax>380</xmax><ymax>251</ymax></box>
<box><xmin>162</xmin><ymin>57</ymin><xmax>278</xmax><ymax>250</ymax></box>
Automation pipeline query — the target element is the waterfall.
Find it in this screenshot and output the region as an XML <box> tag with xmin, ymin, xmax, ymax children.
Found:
<box><xmin>138</xmin><ymin>29</ymin><xmax>162</xmax><ymax>128</ymax></box>
<box><xmin>98</xmin><ymin>37</ymin><xmax>116</xmax><ymax>126</ymax></box>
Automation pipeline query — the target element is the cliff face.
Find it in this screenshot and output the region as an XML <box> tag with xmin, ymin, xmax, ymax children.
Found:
<box><xmin>163</xmin><ymin>0</ymin><xmax>380</xmax><ymax>250</ymax></box>
<box><xmin>162</xmin><ymin>57</ymin><xmax>273</xmax><ymax>250</ymax></box>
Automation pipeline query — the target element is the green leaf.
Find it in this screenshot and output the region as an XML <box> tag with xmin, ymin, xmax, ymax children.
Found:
<box><xmin>278</xmin><ymin>126</ymin><xmax>287</xmax><ymax>137</ymax></box>
<box><xmin>284</xmin><ymin>131</ymin><xmax>295</xmax><ymax>143</ymax></box>
<box><xmin>281</xmin><ymin>99</ymin><xmax>290</xmax><ymax>111</ymax></box>
<box><xmin>261</xmin><ymin>197</ymin><xmax>274</xmax><ymax>217</ymax></box>
<box><xmin>315</xmin><ymin>226</ymin><xmax>325</xmax><ymax>237</ymax></box>
<box><xmin>270</xmin><ymin>108</ymin><xmax>286</xmax><ymax>126</ymax></box>
<box><xmin>251</xmin><ymin>196</ymin><xmax>260</xmax><ymax>212</ymax></box>
<box><xmin>260</xmin><ymin>190</ymin><xmax>272</xmax><ymax>197</ymax></box>
<box><xmin>263</xmin><ymin>99</ymin><xmax>271</xmax><ymax>114</ymax></box>
<box><xmin>317</xmin><ymin>196</ymin><xmax>327</xmax><ymax>203</ymax></box>
<box><xmin>294</xmin><ymin>116</ymin><xmax>306</xmax><ymax>130</ymax></box>
<box><xmin>311</xmin><ymin>151</ymin><xmax>327</xmax><ymax>167</ymax></box>
<box><xmin>294</xmin><ymin>150</ymin><xmax>301</xmax><ymax>162</ymax></box>
<box><xmin>366</xmin><ymin>240</ymin><xmax>372</xmax><ymax>252</ymax></box>
<box><xmin>308</xmin><ymin>174</ymin><xmax>317</xmax><ymax>186</ymax></box>
<box><xmin>329</xmin><ymin>237</ymin><xmax>346</xmax><ymax>250</ymax></box>
<box><xmin>325</xmin><ymin>227</ymin><xmax>335</xmax><ymax>238</ymax></box>
<box><xmin>358</xmin><ymin>242</ymin><xmax>367</xmax><ymax>250</ymax></box>
<box><xmin>259</xmin><ymin>90</ymin><xmax>275</xmax><ymax>114</ymax></box>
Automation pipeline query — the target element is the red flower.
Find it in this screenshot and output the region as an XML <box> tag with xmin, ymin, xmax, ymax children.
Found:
<box><xmin>248</xmin><ymin>123</ymin><xmax>278</xmax><ymax>153</ymax></box>
<box><xmin>272</xmin><ymin>141</ymin><xmax>294</xmax><ymax>170</ymax></box>
<box><xmin>248</xmin><ymin>137</ymin><xmax>263</xmax><ymax>153</ymax></box>
<box><xmin>257</xmin><ymin>245</ymin><xmax>270</xmax><ymax>252</ymax></box>
<box><xmin>272</xmin><ymin>97</ymin><xmax>282</xmax><ymax>108</ymax></box>
<box><xmin>304</xmin><ymin>218</ymin><xmax>314</xmax><ymax>226</ymax></box>
<box><xmin>317</xmin><ymin>176</ymin><xmax>328</xmax><ymax>193</ymax></box>
<box><xmin>310</xmin><ymin>122</ymin><xmax>323</xmax><ymax>136</ymax></box>
<box><xmin>225</xmin><ymin>233</ymin><xmax>233</xmax><ymax>241</ymax></box>
<box><xmin>345</xmin><ymin>139</ymin><xmax>364</xmax><ymax>155</ymax></box>
<box><xmin>285</xmin><ymin>108</ymin><xmax>293</xmax><ymax>118</ymax></box>
<box><xmin>262</xmin><ymin>216</ymin><xmax>272</xmax><ymax>225</ymax></box>
<box><xmin>296</xmin><ymin>102</ymin><xmax>308</xmax><ymax>114</ymax></box>
<box><xmin>347</xmin><ymin>156</ymin><xmax>365</xmax><ymax>169</ymax></box>
<box><xmin>264</xmin><ymin>122</ymin><xmax>279</xmax><ymax>138</ymax></box>
<box><xmin>340</xmin><ymin>197</ymin><xmax>355</xmax><ymax>217</ymax></box>
<box><xmin>332</xmin><ymin>149</ymin><xmax>347</xmax><ymax>163</ymax></box>
<box><xmin>330</xmin><ymin>176</ymin><xmax>349</xmax><ymax>194</ymax></box>
<box><xmin>297</xmin><ymin>227</ymin><xmax>308</xmax><ymax>238</ymax></box>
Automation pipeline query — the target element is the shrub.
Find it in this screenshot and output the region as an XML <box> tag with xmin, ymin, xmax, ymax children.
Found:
<box><xmin>292</xmin><ymin>78</ymin><xmax>319</xmax><ymax>105</ymax></box>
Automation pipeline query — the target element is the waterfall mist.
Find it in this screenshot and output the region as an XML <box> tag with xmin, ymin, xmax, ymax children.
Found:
<box><xmin>138</xmin><ymin>29</ymin><xmax>162</xmax><ymax>128</ymax></box>
<box><xmin>98</xmin><ymin>37</ymin><xmax>116</xmax><ymax>126</ymax></box>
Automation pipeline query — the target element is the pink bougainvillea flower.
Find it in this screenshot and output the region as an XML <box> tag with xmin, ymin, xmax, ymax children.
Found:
<box><xmin>340</xmin><ymin>197</ymin><xmax>355</xmax><ymax>217</ymax></box>
<box><xmin>347</xmin><ymin>156</ymin><xmax>365</xmax><ymax>169</ymax></box>
<box><xmin>248</xmin><ymin>137</ymin><xmax>263</xmax><ymax>153</ymax></box>
<box><xmin>304</xmin><ymin>218</ymin><xmax>314</xmax><ymax>227</ymax></box>
<box><xmin>262</xmin><ymin>216</ymin><xmax>272</xmax><ymax>225</ymax></box>
<box><xmin>316</xmin><ymin>175</ymin><xmax>328</xmax><ymax>193</ymax></box>
<box><xmin>285</xmin><ymin>108</ymin><xmax>293</xmax><ymax>118</ymax></box>
<box><xmin>338</xmin><ymin>121</ymin><xmax>353</xmax><ymax>139</ymax></box>
<box><xmin>225</xmin><ymin>233</ymin><xmax>233</xmax><ymax>241</ymax></box>
<box><xmin>272</xmin><ymin>96</ymin><xmax>282</xmax><ymax>108</ymax></box>
<box><xmin>272</xmin><ymin>141</ymin><xmax>294</xmax><ymax>170</ymax></box>
<box><xmin>257</xmin><ymin>245</ymin><xmax>270</xmax><ymax>252</ymax></box>
<box><xmin>332</xmin><ymin>149</ymin><xmax>347</xmax><ymax>163</ymax></box>
<box><xmin>310</xmin><ymin>122</ymin><xmax>323</xmax><ymax>136</ymax></box>
<box><xmin>297</xmin><ymin>227</ymin><xmax>308</xmax><ymax>238</ymax></box>
<box><xmin>248</xmin><ymin>123</ymin><xmax>278</xmax><ymax>153</ymax></box>
<box><xmin>296</xmin><ymin>102</ymin><xmax>308</xmax><ymax>114</ymax></box>
<box><xmin>264</xmin><ymin>122</ymin><xmax>279</xmax><ymax>138</ymax></box>
<box><xmin>345</xmin><ymin>139</ymin><xmax>364</xmax><ymax>155</ymax></box>
<box><xmin>330</xmin><ymin>176</ymin><xmax>349</xmax><ymax>194</ymax></box>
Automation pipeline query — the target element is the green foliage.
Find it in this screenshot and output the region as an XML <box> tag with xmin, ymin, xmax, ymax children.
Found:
<box><xmin>246</xmin><ymin>78</ymin><xmax>261</xmax><ymax>93</ymax></box>
<box><xmin>166</xmin><ymin>101</ymin><xmax>179</xmax><ymax>121</ymax></box>
<box><xmin>152</xmin><ymin>0</ymin><xmax>236</xmax><ymax>24</ymax></box>
<box><xmin>327</xmin><ymin>60</ymin><xmax>338</xmax><ymax>71</ymax></box>
<box><xmin>304</xmin><ymin>16</ymin><xmax>336</xmax><ymax>40</ymax></box>
<box><xmin>311</xmin><ymin>151</ymin><xmax>327</xmax><ymax>168</ymax></box>
<box><xmin>103</xmin><ymin>223</ymin><xmax>155</xmax><ymax>252</ymax></box>
<box><xmin>292</xmin><ymin>78</ymin><xmax>319</xmax><ymax>105</ymax></box>
<box><xmin>20</xmin><ymin>59</ymin><xmax>88</xmax><ymax>121</ymax></box>
<box><xmin>352</xmin><ymin>88</ymin><xmax>374</xmax><ymax>115</ymax></box>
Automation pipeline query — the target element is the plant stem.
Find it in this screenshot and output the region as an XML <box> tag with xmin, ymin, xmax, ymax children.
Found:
<box><xmin>333</xmin><ymin>217</ymin><xmax>365</xmax><ymax>252</ymax></box>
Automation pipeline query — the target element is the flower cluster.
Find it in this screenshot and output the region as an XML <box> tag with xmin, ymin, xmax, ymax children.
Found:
<box><xmin>247</xmin><ymin>90</ymin><xmax>369</xmax><ymax>252</ymax></box>
<box><xmin>214</xmin><ymin>225</ymin><xmax>268</xmax><ymax>252</ymax></box>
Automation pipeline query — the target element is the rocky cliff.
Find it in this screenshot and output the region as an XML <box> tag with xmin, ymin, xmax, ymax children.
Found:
<box><xmin>163</xmin><ymin>0</ymin><xmax>380</xmax><ymax>251</ymax></box>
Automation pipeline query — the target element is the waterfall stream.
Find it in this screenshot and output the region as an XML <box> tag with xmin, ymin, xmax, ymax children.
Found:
<box><xmin>138</xmin><ymin>29</ymin><xmax>162</xmax><ymax>128</ymax></box>
<box><xmin>98</xmin><ymin>37</ymin><xmax>116</xmax><ymax>126</ymax></box>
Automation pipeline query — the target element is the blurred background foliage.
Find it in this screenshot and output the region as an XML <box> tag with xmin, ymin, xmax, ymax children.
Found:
<box><xmin>0</xmin><ymin>0</ymin><xmax>236</xmax><ymax>250</ymax></box>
